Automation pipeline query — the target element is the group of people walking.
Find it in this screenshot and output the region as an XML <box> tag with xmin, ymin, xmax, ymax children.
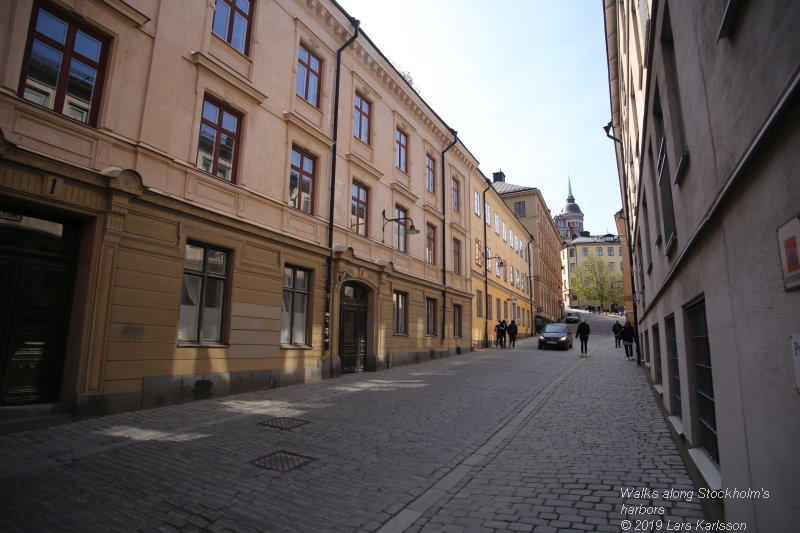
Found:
<box><xmin>573</xmin><ymin>317</ymin><xmax>636</xmax><ymax>359</ymax></box>
<box><xmin>494</xmin><ymin>319</ymin><xmax>518</xmax><ymax>348</ymax></box>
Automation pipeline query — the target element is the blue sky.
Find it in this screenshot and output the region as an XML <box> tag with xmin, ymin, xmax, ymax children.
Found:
<box><xmin>337</xmin><ymin>0</ymin><xmax>622</xmax><ymax>234</ymax></box>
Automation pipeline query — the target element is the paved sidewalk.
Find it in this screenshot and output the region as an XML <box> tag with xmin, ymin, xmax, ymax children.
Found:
<box><xmin>0</xmin><ymin>329</ymin><xmax>706</xmax><ymax>532</ymax></box>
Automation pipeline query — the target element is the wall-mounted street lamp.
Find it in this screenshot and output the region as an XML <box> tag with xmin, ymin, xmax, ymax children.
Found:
<box><xmin>381</xmin><ymin>209</ymin><xmax>420</xmax><ymax>244</ymax></box>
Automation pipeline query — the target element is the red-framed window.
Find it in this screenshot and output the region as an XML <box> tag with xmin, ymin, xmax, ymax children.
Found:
<box><xmin>289</xmin><ymin>147</ymin><xmax>315</xmax><ymax>214</ymax></box>
<box><xmin>196</xmin><ymin>95</ymin><xmax>242</xmax><ymax>182</ymax></box>
<box><xmin>395</xmin><ymin>129</ymin><xmax>408</xmax><ymax>173</ymax></box>
<box><xmin>296</xmin><ymin>43</ymin><xmax>321</xmax><ymax>107</ymax></box>
<box><xmin>18</xmin><ymin>2</ymin><xmax>110</xmax><ymax>126</ymax></box>
<box><xmin>212</xmin><ymin>0</ymin><xmax>253</xmax><ymax>55</ymax></box>
<box><xmin>425</xmin><ymin>155</ymin><xmax>435</xmax><ymax>193</ymax></box>
<box><xmin>393</xmin><ymin>205</ymin><xmax>409</xmax><ymax>253</ymax></box>
<box><xmin>350</xmin><ymin>181</ymin><xmax>368</xmax><ymax>236</ymax></box>
<box><xmin>354</xmin><ymin>93</ymin><xmax>370</xmax><ymax>144</ymax></box>
<box><xmin>425</xmin><ymin>223</ymin><xmax>436</xmax><ymax>264</ymax></box>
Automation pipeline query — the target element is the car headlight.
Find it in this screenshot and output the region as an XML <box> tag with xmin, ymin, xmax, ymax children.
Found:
<box><xmin>538</xmin><ymin>335</ymin><xmax>544</xmax><ymax>341</ymax></box>
<box><xmin>560</xmin><ymin>336</ymin><xmax>567</xmax><ymax>341</ymax></box>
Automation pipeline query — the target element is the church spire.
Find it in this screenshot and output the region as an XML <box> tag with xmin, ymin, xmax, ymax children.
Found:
<box><xmin>567</xmin><ymin>176</ymin><xmax>574</xmax><ymax>201</ymax></box>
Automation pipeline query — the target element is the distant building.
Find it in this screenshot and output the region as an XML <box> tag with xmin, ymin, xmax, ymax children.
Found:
<box><xmin>561</xmin><ymin>233</ymin><xmax>623</xmax><ymax>309</ymax></box>
<box><xmin>605</xmin><ymin>0</ymin><xmax>800</xmax><ymax>529</ymax></box>
<box><xmin>553</xmin><ymin>177</ymin><xmax>585</xmax><ymax>241</ymax></box>
<box><xmin>492</xmin><ymin>171</ymin><xmax>564</xmax><ymax>328</ymax></box>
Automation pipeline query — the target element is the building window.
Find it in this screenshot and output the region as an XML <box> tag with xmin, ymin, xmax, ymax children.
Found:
<box><xmin>393</xmin><ymin>291</ymin><xmax>408</xmax><ymax>335</ymax></box>
<box><xmin>666</xmin><ymin>314</ymin><xmax>681</xmax><ymax>418</ymax></box>
<box><xmin>474</xmin><ymin>191</ymin><xmax>481</xmax><ymax>216</ymax></box>
<box><xmin>655</xmin><ymin>90</ymin><xmax>677</xmax><ymax>253</ymax></box>
<box><xmin>475</xmin><ymin>238</ymin><xmax>482</xmax><ymax>265</ymax></box>
<box><xmin>495</xmin><ymin>214</ymin><xmax>500</xmax><ymax>234</ymax></box>
<box><xmin>212</xmin><ymin>0</ymin><xmax>253</xmax><ymax>55</ymax></box>
<box><xmin>350</xmin><ymin>182</ymin><xmax>368</xmax><ymax>236</ymax></box>
<box><xmin>395</xmin><ymin>129</ymin><xmax>408</xmax><ymax>173</ymax></box>
<box><xmin>644</xmin><ymin>330</ymin><xmax>651</xmax><ymax>364</ymax></box>
<box><xmin>451</xmin><ymin>178</ymin><xmax>460</xmax><ymax>212</ymax></box>
<box><xmin>608</xmin><ymin>247</ymin><xmax>615</xmax><ymax>256</ymax></box>
<box><xmin>476</xmin><ymin>290</ymin><xmax>483</xmax><ymax>318</ymax></box>
<box><xmin>19</xmin><ymin>4</ymin><xmax>109</xmax><ymax>126</ymax></box>
<box><xmin>453</xmin><ymin>304</ymin><xmax>462</xmax><ymax>338</ymax></box>
<box><xmin>687</xmin><ymin>300</ymin><xmax>719</xmax><ymax>464</ymax></box>
<box><xmin>354</xmin><ymin>93</ymin><xmax>370</xmax><ymax>144</ymax></box>
<box><xmin>582</xmin><ymin>247</ymin><xmax>588</xmax><ymax>257</ymax></box>
<box><xmin>289</xmin><ymin>147</ymin><xmax>315</xmax><ymax>214</ymax></box>
<box><xmin>485</xmin><ymin>203</ymin><xmax>491</xmax><ymax>225</ymax></box>
<box><xmin>514</xmin><ymin>201</ymin><xmax>526</xmax><ymax>218</ymax></box>
<box><xmin>179</xmin><ymin>242</ymin><xmax>228</xmax><ymax>344</ymax></box>
<box><xmin>281</xmin><ymin>266</ymin><xmax>310</xmax><ymax>345</ymax></box>
<box><xmin>509</xmin><ymin>265</ymin><xmax>513</xmax><ymax>283</ymax></box>
<box><xmin>487</xmin><ymin>296</ymin><xmax>493</xmax><ymax>320</ymax></box>
<box><xmin>425</xmin><ymin>223</ymin><xmax>436</xmax><ymax>264</ymax></box>
<box><xmin>197</xmin><ymin>96</ymin><xmax>241</xmax><ymax>183</ymax></box>
<box><xmin>596</xmin><ymin>247</ymin><xmax>603</xmax><ymax>256</ymax></box>
<box><xmin>619</xmin><ymin>246</ymin><xmax>623</xmax><ymax>256</ymax></box>
<box><xmin>393</xmin><ymin>206</ymin><xmax>409</xmax><ymax>253</ymax></box>
<box><xmin>426</xmin><ymin>298</ymin><xmax>438</xmax><ymax>336</ymax></box>
<box><xmin>296</xmin><ymin>43</ymin><xmax>321</xmax><ymax>107</ymax></box>
<box><xmin>502</xmin><ymin>222</ymin><xmax>507</xmax><ymax>241</ymax></box>
<box><xmin>609</xmin><ymin>262</ymin><xmax>615</xmax><ymax>270</ymax></box>
<box><xmin>503</xmin><ymin>300</ymin><xmax>508</xmax><ymax>321</ymax></box>
<box><xmin>486</xmin><ymin>247</ymin><xmax>492</xmax><ymax>271</ymax></box>
<box><xmin>653</xmin><ymin>324</ymin><xmax>662</xmax><ymax>384</ymax></box>
<box><xmin>495</xmin><ymin>255</ymin><xmax>501</xmax><ymax>277</ymax></box>
<box><xmin>425</xmin><ymin>155</ymin><xmax>435</xmax><ymax>193</ymax></box>
<box><xmin>569</xmin><ymin>248</ymin><xmax>575</xmax><ymax>257</ymax></box>
<box><xmin>453</xmin><ymin>238</ymin><xmax>461</xmax><ymax>276</ymax></box>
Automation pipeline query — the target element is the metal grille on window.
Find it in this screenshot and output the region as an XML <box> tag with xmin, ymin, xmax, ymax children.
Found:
<box><xmin>688</xmin><ymin>301</ymin><xmax>719</xmax><ymax>464</ymax></box>
<box><xmin>666</xmin><ymin>315</ymin><xmax>681</xmax><ymax>418</ymax></box>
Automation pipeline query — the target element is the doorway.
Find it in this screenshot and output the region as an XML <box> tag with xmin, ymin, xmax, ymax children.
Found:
<box><xmin>339</xmin><ymin>282</ymin><xmax>369</xmax><ymax>373</ymax></box>
<box><xmin>0</xmin><ymin>211</ymin><xmax>75</xmax><ymax>405</ymax></box>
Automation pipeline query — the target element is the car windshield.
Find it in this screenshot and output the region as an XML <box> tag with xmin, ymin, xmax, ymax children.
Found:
<box><xmin>544</xmin><ymin>324</ymin><xmax>567</xmax><ymax>333</ymax></box>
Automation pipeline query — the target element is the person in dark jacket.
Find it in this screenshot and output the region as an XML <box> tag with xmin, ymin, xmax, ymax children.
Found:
<box><xmin>507</xmin><ymin>320</ymin><xmax>518</xmax><ymax>348</ymax></box>
<box><xmin>495</xmin><ymin>320</ymin><xmax>506</xmax><ymax>348</ymax></box>
<box><xmin>612</xmin><ymin>321</ymin><xmax>623</xmax><ymax>348</ymax></box>
<box><xmin>576</xmin><ymin>319</ymin><xmax>591</xmax><ymax>356</ymax></box>
<box><xmin>620</xmin><ymin>321</ymin><xmax>636</xmax><ymax>360</ymax></box>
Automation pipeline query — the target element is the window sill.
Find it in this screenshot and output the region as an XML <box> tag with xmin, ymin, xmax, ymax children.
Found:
<box><xmin>392</xmin><ymin>332</ymin><xmax>409</xmax><ymax>337</ymax></box>
<box><xmin>688</xmin><ymin>448</ymin><xmax>722</xmax><ymax>491</ymax></box>
<box><xmin>653</xmin><ymin>383</ymin><xmax>664</xmax><ymax>396</ymax></box>
<box><xmin>668</xmin><ymin>415</ymin><xmax>684</xmax><ymax>436</ymax></box>
<box><xmin>280</xmin><ymin>344</ymin><xmax>313</xmax><ymax>350</ymax></box>
<box><xmin>673</xmin><ymin>150</ymin><xmax>690</xmax><ymax>185</ymax></box>
<box><xmin>664</xmin><ymin>232</ymin><xmax>677</xmax><ymax>257</ymax></box>
<box><xmin>178</xmin><ymin>342</ymin><xmax>229</xmax><ymax>348</ymax></box>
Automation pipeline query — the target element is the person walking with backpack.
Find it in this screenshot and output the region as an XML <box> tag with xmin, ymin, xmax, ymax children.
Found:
<box><xmin>612</xmin><ymin>321</ymin><xmax>623</xmax><ymax>348</ymax></box>
<box><xmin>620</xmin><ymin>321</ymin><xmax>636</xmax><ymax>360</ymax></box>
<box><xmin>495</xmin><ymin>320</ymin><xmax>506</xmax><ymax>348</ymax></box>
<box><xmin>576</xmin><ymin>319</ymin><xmax>591</xmax><ymax>357</ymax></box>
<box><xmin>507</xmin><ymin>320</ymin><xmax>518</xmax><ymax>348</ymax></box>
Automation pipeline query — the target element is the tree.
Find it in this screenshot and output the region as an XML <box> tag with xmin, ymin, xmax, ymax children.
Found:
<box><xmin>570</xmin><ymin>254</ymin><xmax>624</xmax><ymax>310</ymax></box>
<box><xmin>389</xmin><ymin>59</ymin><xmax>420</xmax><ymax>94</ymax></box>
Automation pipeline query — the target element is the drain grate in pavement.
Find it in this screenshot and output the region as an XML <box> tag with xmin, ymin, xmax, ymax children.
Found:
<box><xmin>249</xmin><ymin>451</ymin><xmax>316</xmax><ymax>471</ymax></box>
<box><xmin>258</xmin><ymin>417</ymin><xmax>310</xmax><ymax>430</ymax></box>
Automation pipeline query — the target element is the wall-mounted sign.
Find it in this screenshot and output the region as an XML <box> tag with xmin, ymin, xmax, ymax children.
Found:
<box><xmin>777</xmin><ymin>216</ymin><xmax>800</xmax><ymax>291</ymax></box>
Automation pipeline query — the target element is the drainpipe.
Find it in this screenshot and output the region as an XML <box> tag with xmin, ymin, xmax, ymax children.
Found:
<box><xmin>526</xmin><ymin>236</ymin><xmax>535</xmax><ymax>337</ymax></box>
<box><xmin>440</xmin><ymin>129</ymin><xmax>457</xmax><ymax>341</ymax></box>
<box><xmin>605</xmin><ymin>122</ymin><xmax>642</xmax><ymax>366</ymax></box>
<box><xmin>324</xmin><ymin>17</ymin><xmax>360</xmax><ymax>376</ymax></box>
<box><xmin>481</xmin><ymin>178</ymin><xmax>491</xmax><ymax>347</ymax></box>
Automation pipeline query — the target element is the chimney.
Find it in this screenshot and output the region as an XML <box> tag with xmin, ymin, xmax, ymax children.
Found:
<box><xmin>493</xmin><ymin>170</ymin><xmax>505</xmax><ymax>183</ymax></box>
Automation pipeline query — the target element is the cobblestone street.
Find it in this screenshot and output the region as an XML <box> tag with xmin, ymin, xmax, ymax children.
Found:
<box><xmin>0</xmin><ymin>314</ymin><xmax>707</xmax><ymax>532</ymax></box>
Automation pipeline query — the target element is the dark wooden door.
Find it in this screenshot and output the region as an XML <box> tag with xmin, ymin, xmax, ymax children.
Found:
<box><xmin>0</xmin><ymin>216</ymin><xmax>74</xmax><ymax>406</ymax></box>
<box><xmin>339</xmin><ymin>283</ymin><xmax>368</xmax><ymax>373</ymax></box>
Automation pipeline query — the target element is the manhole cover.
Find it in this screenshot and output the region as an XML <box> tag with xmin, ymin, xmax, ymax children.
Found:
<box><xmin>258</xmin><ymin>417</ymin><xmax>309</xmax><ymax>430</ymax></box>
<box><xmin>250</xmin><ymin>451</ymin><xmax>316</xmax><ymax>471</ymax></box>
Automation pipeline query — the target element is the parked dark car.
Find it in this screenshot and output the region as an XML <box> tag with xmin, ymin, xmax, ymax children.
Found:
<box><xmin>565</xmin><ymin>312</ymin><xmax>580</xmax><ymax>323</ymax></box>
<box><xmin>538</xmin><ymin>323</ymin><xmax>573</xmax><ymax>350</ymax></box>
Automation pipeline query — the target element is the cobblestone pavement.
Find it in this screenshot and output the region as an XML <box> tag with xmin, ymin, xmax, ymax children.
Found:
<box><xmin>0</xmin><ymin>314</ymin><xmax>706</xmax><ymax>532</ymax></box>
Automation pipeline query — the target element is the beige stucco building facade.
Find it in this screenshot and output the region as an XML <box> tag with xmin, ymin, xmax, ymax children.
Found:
<box><xmin>561</xmin><ymin>234</ymin><xmax>624</xmax><ymax>310</ymax></box>
<box><xmin>492</xmin><ymin>172</ymin><xmax>563</xmax><ymax>329</ymax></box>
<box><xmin>0</xmin><ymin>0</ymin><xmax>499</xmax><ymax>422</ymax></box>
<box><xmin>605</xmin><ymin>0</ymin><xmax>800</xmax><ymax>528</ymax></box>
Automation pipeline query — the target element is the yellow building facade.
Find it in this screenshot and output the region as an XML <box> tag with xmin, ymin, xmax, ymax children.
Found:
<box><xmin>469</xmin><ymin>172</ymin><xmax>534</xmax><ymax>348</ymax></box>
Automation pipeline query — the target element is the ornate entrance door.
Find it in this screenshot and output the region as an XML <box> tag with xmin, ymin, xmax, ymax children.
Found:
<box><xmin>339</xmin><ymin>282</ymin><xmax>368</xmax><ymax>373</ymax></box>
<box><xmin>0</xmin><ymin>215</ymin><xmax>74</xmax><ymax>405</ymax></box>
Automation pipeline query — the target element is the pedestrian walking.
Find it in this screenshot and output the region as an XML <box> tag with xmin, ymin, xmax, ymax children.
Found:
<box><xmin>576</xmin><ymin>319</ymin><xmax>590</xmax><ymax>356</ymax></box>
<box><xmin>494</xmin><ymin>320</ymin><xmax>506</xmax><ymax>348</ymax></box>
<box><xmin>621</xmin><ymin>320</ymin><xmax>635</xmax><ymax>360</ymax></box>
<box><xmin>612</xmin><ymin>321</ymin><xmax>623</xmax><ymax>348</ymax></box>
<box><xmin>507</xmin><ymin>320</ymin><xmax>518</xmax><ymax>348</ymax></box>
